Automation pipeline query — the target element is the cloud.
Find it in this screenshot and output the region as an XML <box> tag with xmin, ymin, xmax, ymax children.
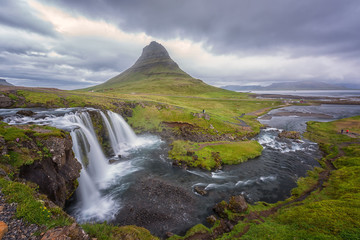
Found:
<box><xmin>40</xmin><ymin>0</ymin><xmax>360</xmax><ymax>58</ymax></box>
<box><xmin>1</xmin><ymin>0</ymin><xmax>360</xmax><ymax>89</ymax></box>
<box><xmin>0</xmin><ymin>0</ymin><xmax>56</xmax><ymax>36</ymax></box>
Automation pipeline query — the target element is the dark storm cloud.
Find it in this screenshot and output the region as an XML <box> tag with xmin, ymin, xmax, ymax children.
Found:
<box><xmin>0</xmin><ymin>0</ymin><xmax>56</xmax><ymax>36</ymax></box>
<box><xmin>41</xmin><ymin>0</ymin><xmax>360</xmax><ymax>58</ymax></box>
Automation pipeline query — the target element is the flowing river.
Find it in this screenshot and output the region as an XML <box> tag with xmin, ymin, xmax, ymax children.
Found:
<box><xmin>1</xmin><ymin>104</ymin><xmax>360</xmax><ymax>237</ymax></box>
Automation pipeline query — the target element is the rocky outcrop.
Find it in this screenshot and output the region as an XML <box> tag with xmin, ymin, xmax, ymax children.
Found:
<box><xmin>16</xmin><ymin>110</ymin><xmax>35</xmax><ymax>116</ymax></box>
<box><xmin>41</xmin><ymin>223</ymin><xmax>90</xmax><ymax>240</ymax></box>
<box><xmin>19</xmin><ymin>134</ymin><xmax>81</xmax><ymax>208</ymax></box>
<box><xmin>192</xmin><ymin>112</ymin><xmax>210</xmax><ymax>120</ymax></box>
<box><xmin>0</xmin><ymin>123</ymin><xmax>81</xmax><ymax>208</ymax></box>
<box><xmin>214</xmin><ymin>195</ymin><xmax>248</xmax><ymax>217</ymax></box>
<box><xmin>228</xmin><ymin>195</ymin><xmax>248</xmax><ymax>213</ymax></box>
<box><xmin>0</xmin><ymin>94</ymin><xmax>13</xmax><ymax>108</ymax></box>
<box><xmin>278</xmin><ymin>130</ymin><xmax>301</xmax><ymax>140</ymax></box>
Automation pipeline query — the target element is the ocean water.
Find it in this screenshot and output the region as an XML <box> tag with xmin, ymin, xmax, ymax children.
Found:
<box><xmin>248</xmin><ymin>90</ymin><xmax>360</xmax><ymax>98</ymax></box>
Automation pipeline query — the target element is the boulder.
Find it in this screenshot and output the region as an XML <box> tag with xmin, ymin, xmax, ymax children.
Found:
<box><xmin>213</xmin><ymin>201</ymin><xmax>229</xmax><ymax>218</ymax></box>
<box><xmin>0</xmin><ymin>221</ymin><xmax>8</xmax><ymax>240</ymax></box>
<box><xmin>16</xmin><ymin>110</ymin><xmax>35</xmax><ymax>116</ymax></box>
<box><xmin>41</xmin><ymin>223</ymin><xmax>90</xmax><ymax>240</ymax></box>
<box><xmin>228</xmin><ymin>195</ymin><xmax>248</xmax><ymax>213</ymax></box>
<box><xmin>278</xmin><ymin>131</ymin><xmax>301</xmax><ymax>140</ymax></box>
<box><xmin>194</xmin><ymin>186</ymin><xmax>208</xmax><ymax>196</ymax></box>
<box><xmin>206</xmin><ymin>215</ymin><xmax>217</xmax><ymax>225</ymax></box>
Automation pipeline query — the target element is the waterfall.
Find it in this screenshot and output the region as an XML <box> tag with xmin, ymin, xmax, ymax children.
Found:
<box><xmin>71</xmin><ymin>131</ymin><xmax>102</xmax><ymax>211</ymax></box>
<box><xmin>101</xmin><ymin>110</ymin><xmax>138</xmax><ymax>155</ymax></box>
<box><xmin>66</xmin><ymin>112</ymin><xmax>108</xmax><ymax>181</ymax></box>
<box><xmin>66</xmin><ymin>110</ymin><xmax>138</xmax><ymax>221</ymax></box>
<box><xmin>99</xmin><ymin>111</ymin><xmax>120</xmax><ymax>155</ymax></box>
<box><xmin>2</xmin><ymin>108</ymin><xmax>139</xmax><ymax>222</ymax></box>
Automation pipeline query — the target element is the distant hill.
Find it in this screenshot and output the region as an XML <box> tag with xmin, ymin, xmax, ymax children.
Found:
<box><xmin>0</xmin><ymin>79</ymin><xmax>13</xmax><ymax>86</ymax></box>
<box><xmin>85</xmin><ymin>41</ymin><xmax>230</xmax><ymax>95</ymax></box>
<box><xmin>222</xmin><ymin>80</ymin><xmax>350</xmax><ymax>91</ymax></box>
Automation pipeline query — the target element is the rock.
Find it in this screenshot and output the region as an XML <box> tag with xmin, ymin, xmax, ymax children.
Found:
<box><xmin>115</xmin><ymin>177</ymin><xmax>198</xmax><ymax>238</ymax></box>
<box><xmin>186</xmin><ymin>151</ymin><xmax>194</xmax><ymax>156</ymax></box>
<box><xmin>165</xmin><ymin>232</ymin><xmax>174</xmax><ymax>238</ymax></box>
<box><xmin>16</xmin><ymin>110</ymin><xmax>35</xmax><ymax>116</ymax></box>
<box><xmin>19</xmin><ymin>134</ymin><xmax>81</xmax><ymax>208</ymax></box>
<box><xmin>278</xmin><ymin>130</ymin><xmax>301</xmax><ymax>140</ymax></box>
<box><xmin>0</xmin><ymin>94</ymin><xmax>13</xmax><ymax>108</ymax></box>
<box><xmin>206</xmin><ymin>215</ymin><xmax>217</xmax><ymax>225</ymax></box>
<box><xmin>214</xmin><ymin>201</ymin><xmax>229</xmax><ymax>218</ymax></box>
<box><xmin>0</xmin><ymin>137</ymin><xmax>7</xmax><ymax>156</ymax></box>
<box><xmin>192</xmin><ymin>112</ymin><xmax>210</xmax><ymax>120</ymax></box>
<box><xmin>228</xmin><ymin>195</ymin><xmax>248</xmax><ymax>213</ymax></box>
<box><xmin>0</xmin><ymin>169</ymin><xmax>7</xmax><ymax>178</ymax></box>
<box><xmin>0</xmin><ymin>221</ymin><xmax>8</xmax><ymax>239</ymax></box>
<box><xmin>194</xmin><ymin>186</ymin><xmax>208</xmax><ymax>196</ymax></box>
<box><xmin>41</xmin><ymin>223</ymin><xmax>90</xmax><ymax>240</ymax></box>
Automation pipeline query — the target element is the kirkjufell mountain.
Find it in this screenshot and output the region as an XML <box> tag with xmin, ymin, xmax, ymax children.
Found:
<box><xmin>86</xmin><ymin>41</ymin><xmax>229</xmax><ymax>95</ymax></box>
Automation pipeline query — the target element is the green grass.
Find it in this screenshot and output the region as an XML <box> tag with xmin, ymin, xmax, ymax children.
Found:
<box><xmin>17</xmin><ymin>90</ymin><xmax>65</xmax><ymax>107</ymax></box>
<box><xmin>81</xmin><ymin>223</ymin><xmax>159</xmax><ymax>240</ymax></box>
<box><xmin>0</xmin><ymin>178</ymin><xmax>73</xmax><ymax>228</ymax></box>
<box><xmin>169</xmin><ymin>140</ymin><xmax>263</xmax><ymax>170</ymax></box>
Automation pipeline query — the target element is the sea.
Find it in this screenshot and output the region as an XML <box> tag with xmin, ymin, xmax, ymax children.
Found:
<box><xmin>244</xmin><ymin>90</ymin><xmax>360</xmax><ymax>98</ymax></box>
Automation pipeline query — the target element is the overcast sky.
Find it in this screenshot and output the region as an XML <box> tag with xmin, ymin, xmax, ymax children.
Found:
<box><xmin>1</xmin><ymin>0</ymin><xmax>359</xmax><ymax>89</ymax></box>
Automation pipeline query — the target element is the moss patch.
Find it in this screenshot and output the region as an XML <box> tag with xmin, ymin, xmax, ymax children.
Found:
<box><xmin>169</xmin><ymin>140</ymin><xmax>263</xmax><ymax>170</ymax></box>
<box><xmin>81</xmin><ymin>223</ymin><xmax>159</xmax><ymax>240</ymax></box>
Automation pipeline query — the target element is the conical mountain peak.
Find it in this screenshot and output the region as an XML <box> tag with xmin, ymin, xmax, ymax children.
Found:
<box><xmin>86</xmin><ymin>41</ymin><xmax>224</xmax><ymax>95</ymax></box>
<box><xmin>138</xmin><ymin>41</ymin><xmax>170</xmax><ymax>61</ymax></box>
<box><xmin>131</xmin><ymin>41</ymin><xmax>179</xmax><ymax>70</ymax></box>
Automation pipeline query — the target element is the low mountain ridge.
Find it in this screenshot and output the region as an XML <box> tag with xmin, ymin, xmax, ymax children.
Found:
<box><xmin>85</xmin><ymin>41</ymin><xmax>230</xmax><ymax>95</ymax></box>
<box><xmin>222</xmin><ymin>80</ymin><xmax>351</xmax><ymax>91</ymax></box>
<box><xmin>0</xmin><ymin>79</ymin><xmax>13</xmax><ymax>86</ymax></box>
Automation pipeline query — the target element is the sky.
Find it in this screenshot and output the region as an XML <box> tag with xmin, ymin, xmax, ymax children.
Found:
<box><xmin>1</xmin><ymin>0</ymin><xmax>360</xmax><ymax>90</ymax></box>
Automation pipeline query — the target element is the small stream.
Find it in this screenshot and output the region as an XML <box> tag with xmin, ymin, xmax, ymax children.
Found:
<box><xmin>1</xmin><ymin>104</ymin><xmax>360</xmax><ymax>237</ymax></box>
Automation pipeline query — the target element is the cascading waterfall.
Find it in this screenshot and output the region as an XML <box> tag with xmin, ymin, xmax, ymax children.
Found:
<box><xmin>64</xmin><ymin>110</ymin><xmax>139</xmax><ymax>221</ymax></box>
<box><xmin>106</xmin><ymin>110</ymin><xmax>137</xmax><ymax>152</ymax></box>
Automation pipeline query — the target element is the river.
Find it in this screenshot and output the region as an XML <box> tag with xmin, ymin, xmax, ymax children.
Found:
<box><xmin>1</xmin><ymin>104</ymin><xmax>360</xmax><ymax>237</ymax></box>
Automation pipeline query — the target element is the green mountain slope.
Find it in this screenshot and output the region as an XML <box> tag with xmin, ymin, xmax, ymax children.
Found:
<box><xmin>85</xmin><ymin>41</ymin><xmax>231</xmax><ymax>96</ymax></box>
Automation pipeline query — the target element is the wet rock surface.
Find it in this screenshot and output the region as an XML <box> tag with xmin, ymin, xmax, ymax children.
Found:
<box><xmin>19</xmin><ymin>134</ymin><xmax>81</xmax><ymax>208</ymax></box>
<box><xmin>115</xmin><ymin>177</ymin><xmax>200</xmax><ymax>238</ymax></box>
<box><xmin>16</xmin><ymin>110</ymin><xmax>35</xmax><ymax>117</ymax></box>
<box><xmin>278</xmin><ymin>130</ymin><xmax>301</xmax><ymax>140</ymax></box>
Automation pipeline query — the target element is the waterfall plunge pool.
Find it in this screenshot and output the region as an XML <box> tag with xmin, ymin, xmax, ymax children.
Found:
<box><xmin>2</xmin><ymin>104</ymin><xmax>360</xmax><ymax>237</ymax></box>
